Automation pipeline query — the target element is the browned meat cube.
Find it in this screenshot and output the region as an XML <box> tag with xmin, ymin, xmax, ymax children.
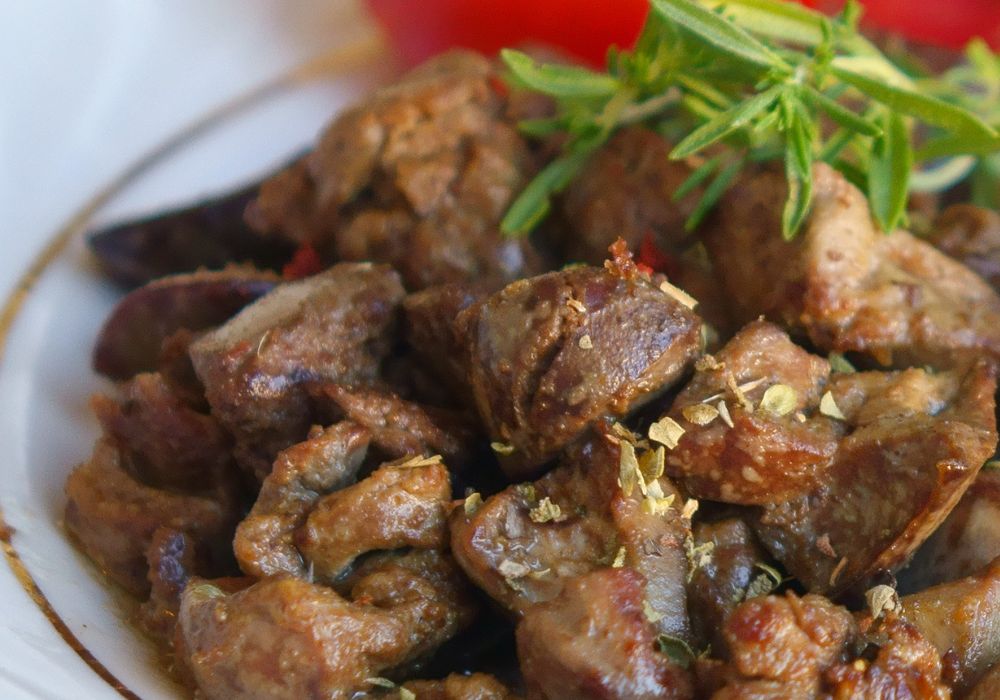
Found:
<box><xmin>92</xmin><ymin>372</ymin><xmax>233</xmax><ymax>491</ymax></box>
<box><xmin>246</xmin><ymin>51</ymin><xmax>545</xmax><ymax>291</ymax></box>
<box><xmin>705</xmin><ymin>163</ymin><xmax>1000</xmax><ymax>368</ymax></box>
<box><xmin>929</xmin><ymin>203</ymin><xmax>1000</xmax><ymax>292</ymax></box>
<box><xmin>900</xmin><ymin>468</ymin><xmax>1000</xmax><ymax>592</ymax></box>
<box><xmin>297</xmin><ymin>460</ymin><xmax>452</xmax><ymax>581</ymax></box>
<box><xmin>687</xmin><ymin>519</ymin><xmax>770</xmax><ymax>654</ymax></box>
<box><xmin>902</xmin><ymin>556</ymin><xmax>1000</xmax><ymax>693</ymax></box>
<box><xmin>64</xmin><ymin>438</ymin><xmax>238</xmax><ymax>596</ymax></box>
<box><xmin>516</xmin><ymin>568</ymin><xmax>694</xmax><ymax>700</ymax></box>
<box><xmin>665</xmin><ymin>321</ymin><xmax>838</xmax><ymax>505</ymax></box>
<box><xmin>967</xmin><ymin>664</ymin><xmax>1000</xmax><ymax>700</ymax></box>
<box><xmin>754</xmin><ymin>361</ymin><xmax>997</xmax><ymax>595</ymax></box>
<box><xmin>463</xmin><ymin>264</ymin><xmax>701</xmax><ymax>478</ymax></box>
<box><xmin>178</xmin><ymin>549</ymin><xmax>477</xmax><ymax>700</ymax></box>
<box><xmin>397</xmin><ymin>673</ymin><xmax>521</xmax><ymax>699</ymax></box>
<box><xmin>234</xmin><ymin>421</ymin><xmax>370</xmax><ymax>579</ymax></box>
<box><xmin>139</xmin><ymin>527</ymin><xmax>200</xmax><ymax>643</ymax></box>
<box><xmin>450</xmin><ymin>431</ymin><xmax>692</xmax><ymax>640</ymax></box>
<box><xmin>309</xmin><ymin>383</ymin><xmax>477</xmax><ymax>465</ymax></box>
<box><xmin>189</xmin><ymin>263</ymin><xmax>405</xmax><ymax>481</ymax></box>
<box><xmin>92</xmin><ymin>267</ymin><xmax>278</xmax><ymax>381</ymax></box>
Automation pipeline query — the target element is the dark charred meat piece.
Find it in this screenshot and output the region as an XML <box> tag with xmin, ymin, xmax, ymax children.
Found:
<box><xmin>705</xmin><ymin>163</ymin><xmax>1000</xmax><ymax>368</ymax></box>
<box><xmin>403</xmin><ymin>283</ymin><xmax>487</xmax><ymax>405</ymax></box>
<box><xmin>929</xmin><ymin>203</ymin><xmax>1000</xmax><ymax>291</ymax></box>
<box><xmin>462</xmin><ymin>264</ymin><xmax>702</xmax><ymax>478</ymax></box>
<box><xmin>64</xmin><ymin>438</ymin><xmax>238</xmax><ymax>596</ymax></box>
<box><xmin>822</xmin><ymin>617</ymin><xmax>950</xmax><ymax>700</ymax></box>
<box><xmin>665</xmin><ymin>321</ymin><xmax>838</xmax><ymax>505</ymax></box>
<box><xmin>89</xmin><ymin>178</ymin><xmax>295</xmax><ymax>288</ymax></box>
<box><xmin>178</xmin><ymin>549</ymin><xmax>477</xmax><ymax>700</ymax></box>
<box><xmin>93</xmin><ymin>267</ymin><xmax>279</xmax><ymax>380</ymax></box>
<box><xmin>309</xmin><ymin>383</ymin><xmax>477</xmax><ymax>465</ymax></box>
<box><xmin>902</xmin><ymin>556</ymin><xmax>1000</xmax><ymax>693</ymax></box>
<box><xmin>246</xmin><ymin>50</ymin><xmax>545</xmax><ymax>291</ymax></box>
<box><xmin>297</xmin><ymin>461</ymin><xmax>452</xmax><ymax>582</ymax></box>
<box><xmin>451</xmin><ymin>432</ymin><xmax>692</xmax><ymax>640</ymax></box>
<box><xmin>517</xmin><ymin>568</ymin><xmax>694</xmax><ymax>700</ymax></box>
<box><xmin>91</xmin><ymin>372</ymin><xmax>233</xmax><ymax>491</ymax></box>
<box><xmin>754</xmin><ymin>361</ymin><xmax>997</xmax><ymax>595</ymax></box>
<box><xmin>234</xmin><ymin>421</ymin><xmax>370</xmax><ymax>579</ymax></box>
<box><xmin>967</xmin><ymin>664</ymin><xmax>1000</xmax><ymax>700</ymax></box>
<box><xmin>396</xmin><ymin>673</ymin><xmax>521</xmax><ymax>699</ymax></box>
<box><xmin>139</xmin><ymin>527</ymin><xmax>200</xmax><ymax>643</ymax></box>
<box><xmin>687</xmin><ymin>519</ymin><xmax>770</xmax><ymax>654</ymax></box>
<box><xmin>900</xmin><ymin>468</ymin><xmax>1000</xmax><ymax>592</ymax></box>
<box><xmin>189</xmin><ymin>263</ymin><xmax>405</xmax><ymax>481</ymax></box>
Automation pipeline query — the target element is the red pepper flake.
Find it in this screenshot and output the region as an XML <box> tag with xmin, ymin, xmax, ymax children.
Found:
<box><xmin>636</xmin><ymin>262</ymin><xmax>655</xmax><ymax>276</ymax></box>
<box><xmin>605</xmin><ymin>237</ymin><xmax>643</xmax><ymax>281</ymax></box>
<box><xmin>638</xmin><ymin>232</ymin><xmax>673</xmax><ymax>274</ymax></box>
<box><xmin>488</xmin><ymin>74</ymin><xmax>509</xmax><ymax>98</ymax></box>
<box><xmin>282</xmin><ymin>244</ymin><xmax>324</xmax><ymax>280</ymax></box>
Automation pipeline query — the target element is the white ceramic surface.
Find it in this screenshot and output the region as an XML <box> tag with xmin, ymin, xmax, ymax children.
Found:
<box><xmin>0</xmin><ymin>2</ymin><xmax>389</xmax><ymax>697</ymax></box>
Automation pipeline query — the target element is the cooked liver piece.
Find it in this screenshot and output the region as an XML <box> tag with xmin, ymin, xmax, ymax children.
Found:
<box><xmin>450</xmin><ymin>431</ymin><xmax>691</xmax><ymax>640</ymax></box>
<box><xmin>64</xmin><ymin>438</ymin><xmax>238</xmax><ymax>596</ymax></box>
<box><xmin>902</xmin><ymin>556</ymin><xmax>1000</xmax><ymax>693</ymax></box>
<box><xmin>398</xmin><ymin>673</ymin><xmax>522</xmax><ymax>699</ymax></box>
<box><xmin>92</xmin><ymin>372</ymin><xmax>234</xmax><ymax>491</ymax></box>
<box><xmin>463</xmin><ymin>264</ymin><xmax>702</xmax><ymax>478</ymax></box>
<box><xmin>139</xmin><ymin>527</ymin><xmax>200</xmax><ymax>643</ymax></box>
<box><xmin>665</xmin><ymin>321</ymin><xmax>839</xmax><ymax>505</ymax></box>
<box><xmin>967</xmin><ymin>664</ymin><xmax>1000</xmax><ymax>700</ymax></box>
<box><xmin>900</xmin><ymin>468</ymin><xmax>1000</xmax><ymax>592</ymax></box>
<box><xmin>246</xmin><ymin>50</ymin><xmax>545</xmax><ymax>291</ymax></box>
<box><xmin>705</xmin><ymin>163</ymin><xmax>1000</xmax><ymax>368</ymax></box>
<box><xmin>517</xmin><ymin>568</ymin><xmax>694</xmax><ymax>700</ymax></box>
<box><xmin>297</xmin><ymin>461</ymin><xmax>452</xmax><ymax>582</ymax></box>
<box><xmin>234</xmin><ymin>421</ymin><xmax>370</xmax><ymax>579</ymax></box>
<box><xmin>178</xmin><ymin>550</ymin><xmax>476</xmax><ymax>700</ymax></box>
<box><xmin>753</xmin><ymin>361</ymin><xmax>997</xmax><ymax>595</ymax></box>
<box><xmin>929</xmin><ymin>203</ymin><xmax>1000</xmax><ymax>292</ymax></box>
<box><xmin>92</xmin><ymin>267</ymin><xmax>278</xmax><ymax>381</ymax></box>
<box><xmin>688</xmin><ymin>519</ymin><xmax>769</xmax><ymax>654</ymax></box>
<box><xmin>189</xmin><ymin>263</ymin><xmax>404</xmax><ymax>481</ymax></box>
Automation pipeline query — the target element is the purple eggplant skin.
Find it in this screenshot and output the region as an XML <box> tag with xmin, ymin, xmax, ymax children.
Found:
<box><xmin>93</xmin><ymin>269</ymin><xmax>280</xmax><ymax>381</ymax></box>
<box><xmin>88</xmin><ymin>179</ymin><xmax>295</xmax><ymax>289</ymax></box>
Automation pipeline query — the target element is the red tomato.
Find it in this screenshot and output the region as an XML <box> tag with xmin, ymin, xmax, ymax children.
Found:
<box><xmin>366</xmin><ymin>0</ymin><xmax>1000</xmax><ymax>68</ymax></box>
<box><xmin>365</xmin><ymin>0</ymin><xmax>648</xmax><ymax>67</ymax></box>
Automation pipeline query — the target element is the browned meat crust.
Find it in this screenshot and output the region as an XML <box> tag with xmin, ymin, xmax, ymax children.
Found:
<box><xmin>930</xmin><ymin>203</ymin><xmax>1000</xmax><ymax>292</ymax></box>
<box><xmin>398</xmin><ymin>673</ymin><xmax>522</xmax><ymax>699</ymax></box>
<box><xmin>517</xmin><ymin>568</ymin><xmax>694</xmax><ymax>700</ymax></box>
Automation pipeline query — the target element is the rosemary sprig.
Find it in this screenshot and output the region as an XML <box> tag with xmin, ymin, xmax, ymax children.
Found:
<box><xmin>500</xmin><ymin>0</ymin><xmax>1000</xmax><ymax>239</ymax></box>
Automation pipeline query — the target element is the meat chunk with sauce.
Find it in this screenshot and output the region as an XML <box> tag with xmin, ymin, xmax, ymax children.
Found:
<box><xmin>517</xmin><ymin>568</ymin><xmax>694</xmax><ymax>700</ymax></box>
<box><xmin>929</xmin><ymin>203</ymin><xmax>1000</xmax><ymax>292</ymax></box>
<box><xmin>246</xmin><ymin>50</ymin><xmax>545</xmax><ymax>291</ymax></box>
<box><xmin>395</xmin><ymin>673</ymin><xmax>521</xmax><ymax>699</ymax></box>
<box><xmin>462</xmin><ymin>264</ymin><xmax>702</xmax><ymax>478</ymax></box>
<box><xmin>902</xmin><ymin>556</ymin><xmax>1000</xmax><ymax>693</ymax></box>
<box><xmin>967</xmin><ymin>664</ymin><xmax>1000</xmax><ymax>700</ymax></box>
<box><xmin>64</xmin><ymin>438</ymin><xmax>239</xmax><ymax>596</ymax></box>
<box><xmin>705</xmin><ymin>163</ymin><xmax>1000</xmax><ymax>368</ymax></box>
<box><xmin>900</xmin><ymin>468</ymin><xmax>1000</xmax><ymax>592</ymax></box>
<box><xmin>178</xmin><ymin>549</ymin><xmax>477</xmax><ymax>700</ymax></box>
<box><xmin>189</xmin><ymin>263</ymin><xmax>405</xmax><ymax>481</ymax></box>
<box><xmin>451</xmin><ymin>431</ymin><xmax>692</xmax><ymax>641</ymax></box>
<box><xmin>753</xmin><ymin>361</ymin><xmax>997</xmax><ymax>595</ymax></box>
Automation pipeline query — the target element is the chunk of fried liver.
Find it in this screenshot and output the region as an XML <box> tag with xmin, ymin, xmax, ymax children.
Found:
<box><xmin>178</xmin><ymin>550</ymin><xmax>476</xmax><ymax>700</ymax></box>
<box><xmin>246</xmin><ymin>50</ymin><xmax>545</xmax><ymax>291</ymax></box>
<box><xmin>397</xmin><ymin>673</ymin><xmax>522</xmax><ymax>699</ymax></box>
<box><xmin>233</xmin><ymin>421</ymin><xmax>370</xmax><ymax>578</ymax></box>
<box><xmin>139</xmin><ymin>527</ymin><xmax>201</xmax><ymax>643</ymax></box>
<box><xmin>463</xmin><ymin>264</ymin><xmax>701</xmax><ymax>478</ymax></box>
<box><xmin>450</xmin><ymin>432</ymin><xmax>691</xmax><ymax>640</ymax></box>
<box><xmin>665</xmin><ymin>321</ymin><xmax>839</xmax><ymax>505</ymax></box>
<box><xmin>705</xmin><ymin>163</ymin><xmax>1000</xmax><ymax>368</ymax></box>
<box><xmin>967</xmin><ymin>664</ymin><xmax>1000</xmax><ymax>700</ymax></box>
<box><xmin>517</xmin><ymin>568</ymin><xmax>694</xmax><ymax>700</ymax></box>
<box><xmin>929</xmin><ymin>203</ymin><xmax>1000</xmax><ymax>292</ymax></box>
<box><xmin>189</xmin><ymin>263</ymin><xmax>404</xmax><ymax>481</ymax></box>
<box><xmin>902</xmin><ymin>556</ymin><xmax>1000</xmax><ymax>693</ymax></box>
<box><xmin>65</xmin><ymin>438</ymin><xmax>238</xmax><ymax>596</ymax></box>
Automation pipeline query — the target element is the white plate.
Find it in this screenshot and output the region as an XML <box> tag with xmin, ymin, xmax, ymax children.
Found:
<box><xmin>0</xmin><ymin>3</ymin><xmax>391</xmax><ymax>697</ymax></box>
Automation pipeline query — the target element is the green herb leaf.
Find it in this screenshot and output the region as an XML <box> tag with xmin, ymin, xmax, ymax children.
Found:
<box><xmin>501</xmin><ymin>49</ymin><xmax>622</xmax><ymax>98</ymax></box>
<box><xmin>686</xmin><ymin>158</ymin><xmax>743</xmax><ymax>231</ymax></box>
<box><xmin>656</xmin><ymin>633</ymin><xmax>697</xmax><ymax>669</ymax></box>
<box><xmin>651</xmin><ymin>0</ymin><xmax>788</xmax><ymax>71</ymax></box>
<box><xmin>671</xmin><ymin>84</ymin><xmax>783</xmax><ymax>158</ymax></box>
<box><xmin>803</xmin><ymin>86</ymin><xmax>882</xmax><ymax>137</ymax></box>
<box><xmin>868</xmin><ymin>110</ymin><xmax>912</xmax><ymax>233</ymax></box>
<box><xmin>673</xmin><ymin>155</ymin><xmax>722</xmax><ymax>201</ymax></box>
<box><xmin>502</xmin><ymin>149</ymin><xmax>592</xmax><ymax>236</ymax></box>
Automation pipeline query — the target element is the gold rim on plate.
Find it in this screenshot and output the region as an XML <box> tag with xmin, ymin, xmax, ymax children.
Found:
<box><xmin>0</xmin><ymin>32</ymin><xmax>385</xmax><ymax>698</ymax></box>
